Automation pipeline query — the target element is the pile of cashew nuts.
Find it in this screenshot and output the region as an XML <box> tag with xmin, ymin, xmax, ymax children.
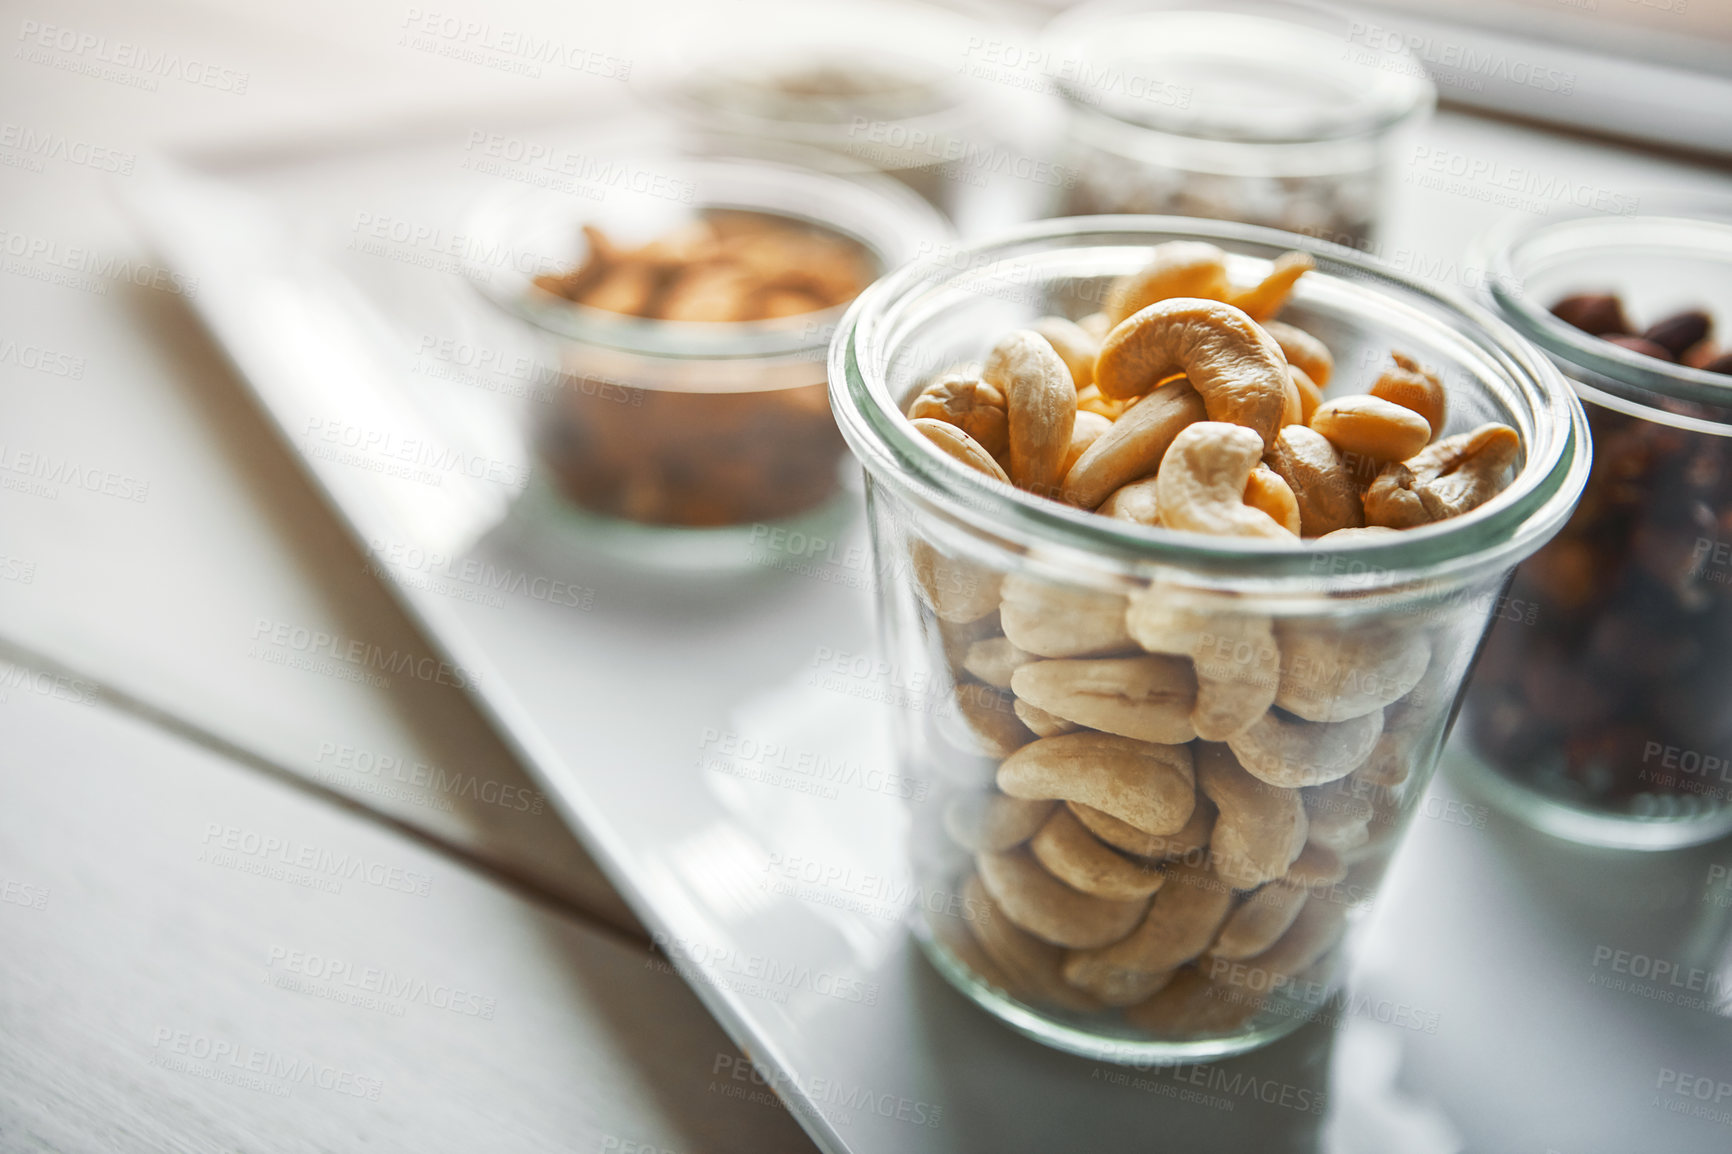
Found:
<box><xmin>905</xmin><ymin>242</ymin><xmax>1519</xmax><ymax>1035</ymax></box>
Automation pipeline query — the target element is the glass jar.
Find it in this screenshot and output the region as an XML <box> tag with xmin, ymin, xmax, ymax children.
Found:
<box><xmin>1042</xmin><ymin>0</ymin><xmax>1434</xmax><ymax>246</ymax></box>
<box><xmin>827</xmin><ymin>216</ymin><xmax>1587</xmax><ymax>1063</ymax></box>
<box><xmin>1452</xmin><ymin>205</ymin><xmax>1732</xmax><ymax>849</ymax></box>
<box><xmin>465</xmin><ymin>153</ymin><xmax>948</xmax><ymax>557</ymax></box>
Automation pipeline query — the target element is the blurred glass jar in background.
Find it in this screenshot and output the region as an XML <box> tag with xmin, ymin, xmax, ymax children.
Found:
<box><xmin>466</xmin><ymin>153</ymin><xmax>947</xmax><ymax>553</ymax></box>
<box><xmin>1454</xmin><ymin>203</ymin><xmax>1732</xmax><ymax>849</ymax></box>
<box><xmin>638</xmin><ymin>0</ymin><xmax>1065</xmax><ymax>227</ymax></box>
<box><xmin>1043</xmin><ymin>0</ymin><xmax>1434</xmax><ymax>246</ymax></box>
<box><xmin>828</xmin><ymin>218</ymin><xmax>1587</xmax><ymax>1062</ymax></box>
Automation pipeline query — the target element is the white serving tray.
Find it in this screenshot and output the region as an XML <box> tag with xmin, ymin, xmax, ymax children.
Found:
<box><xmin>132</xmin><ymin>107</ymin><xmax>1732</xmax><ymax>1154</ymax></box>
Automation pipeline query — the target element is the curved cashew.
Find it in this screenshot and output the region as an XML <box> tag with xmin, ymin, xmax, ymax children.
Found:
<box><xmin>1031</xmin><ymin>807</ymin><xmax>1167</xmax><ymax>901</ymax></box>
<box><xmin>959</xmin><ymin>874</ymin><xmax>1102</xmax><ymax>1012</ymax></box>
<box><xmin>1262</xmin><ymin>320</ymin><xmax>1334</xmax><ymax>388</ymax></box>
<box><xmin>1062</xmin><ymin>957</ymin><xmax>1176</xmax><ymax>1008</ymax></box>
<box><xmin>1282</xmin><ymin>841</ymin><xmax>1348</xmax><ymax>889</ymax></box>
<box><xmin>998</xmin><ymin>732</ymin><xmax>1196</xmax><ymax>836</ymax></box>
<box><xmin>1300</xmin><ymin>787</ymin><xmax>1375</xmax><ymax>853</ymax></box>
<box><xmin>1069</xmin><ymin>798</ymin><xmax>1215</xmax><ymax>862</ymax></box>
<box><xmin>1126</xmin><ymin>589</ymin><xmax>1280</xmax><ymax>741</ymax></box>
<box><xmin>962</xmin><ymin>636</ymin><xmax>1036</xmax><ymax>689</ymax></box>
<box><xmin>1213</xmin><ymin>899</ymin><xmax>1346</xmax><ymax>990</ymax></box>
<box><xmin>944</xmin><ymin>791</ymin><xmax>1055</xmax><ymax>853</ymax></box>
<box><xmin>1245</xmin><ymin>464</ymin><xmax>1302</xmax><ymax>536</ymax></box>
<box><xmin>1290</xmin><ymin>366</ymin><xmax>1324</xmax><ymax>425</ymax></box>
<box><xmin>1264</xmin><ymin>424</ymin><xmax>1364</xmax><ymax>537</ymax></box>
<box><xmin>1310</xmin><ymin>395</ymin><xmax>1432</xmax><ymax>465</ymax></box>
<box><xmin>1096</xmin><ymin>299</ymin><xmax>1290</xmax><ymax>446</ymax></box>
<box><xmin>1010</xmin><ymin>656</ymin><xmax>1198</xmax><ymax>745</ymax></box>
<box><xmin>1369</xmin><ymin>351</ymin><xmax>1446</xmax><ymax>440</ymax></box>
<box><xmin>1196</xmin><ymin>743</ymin><xmax>1308</xmax><ymax>890</ymax></box>
<box><xmin>1226</xmin><ymin>251</ymin><xmax>1314</xmax><ymax>321</ymax></box>
<box><xmin>999</xmin><ymin>574</ymin><xmax>1133</xmax><ymax>657</ymax></box>
<box><xmin>1274</xmin><ymin>620</ymin><xmax>1430</xmax><ymax>723</ymax></box>
<box><xmin>1355</xmin><ymin>727</ymin><xmax>1419</xmax><ymax>789</ymax></box>
<box><xmin>1097</xmin><ymin>476</ymin><xmax>1162</xmax><ymax>525</ymax></box>
<box><xmin>1030</xmin><ymin>315</ymin><xmax>1099</xmax><ymax>390</ymax></box>
<box><xmin>910</xmin><ymin>418</ymin><xmax>1010</xmax><ymax>484</ymax></box>
<box><xmin>1227</xmin><ymin>708</ymin><xmax>1383</xmax><ymax>788</ymax></box>
<box><xmin>1125</xmin><ymin>967</ymin><xmax>1261</xmax><ymax>1034</ymax></box>
<box><xmin>1156</xmin><ymin>422</ymin><xmax>1295</xmax><ymax>539</ymax></box>
<box><xmin>1315</xmin><ymin>526</ymin><xmax>1400</xmax><ymax>545</ymax></box>
<box><xmin>1064</xmin><ymin>410</ymin><xmax>1114</xmax><ymax>474</ymax></box>
<box><xmin>1209</xmin><ymin>881</ymin><xmax>1308</xmax><ymax>960</ymax></box>
<box><xmin>910</xmin><ymin>538</ymin><xmax>1001</xmax><ymax>623</ymax></box>
<box><xmin>1063</xmin><ymin>864</ymin><xmax>1235</xmax><ymax>989</ymax></box>
<box><xmin>984</xmin><ymin>330</ymin><xmax>1076</xmax><ymax>495</ymax></box>
<box><xmin>1363</xmin><ymin>423</ymin><xmax>1522</xmax><ymax>529</ymax></box>
<box><xmin>976</xmin><ymin>849</ymin><xmax>1150</xmax><ymax>949</ymax></box>
<box><xmin>1104</xmin><ymin>241</ymin><xmax>1230</xmax><ymax>326</ymax></box>
<box><xmin>1075</xmin><ymin>383</ymin><xmax>1132</xmax><ymax>422</ymax></box>
<box><xmin>1280</xmin><ymin>373</ymin><xmax>1304</xmax><ymax>428</ymax></box>
<box><xmin>908</xmin><ymin>373</ymin><xmax>1010</xmax><ymax>460</ymax></box>
<box><xmin>945</xmin><ymin>682</ymin><xmax>1036</xmax><ymax>759</ymax></box>
<box><xmin>1078</xmin><ymin>312</ymin><xmax>1112</xmax><ymax>341</ymax></box>
<box><xmin>1061</xmin><ymin>378</ymin><xmax>1205</xmax><ymax>509</ymax></box>
<box><xmin>1014</xmin><ymin>699</ymin><xmax>1079</xmax><ymax>737</ymax></box>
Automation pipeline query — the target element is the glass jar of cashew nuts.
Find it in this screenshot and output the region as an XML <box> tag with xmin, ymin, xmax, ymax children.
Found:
<box><xmin>827</xmin><ymin>217</ymin><xmax>1588</xmax><ymax>1063</ymax></box>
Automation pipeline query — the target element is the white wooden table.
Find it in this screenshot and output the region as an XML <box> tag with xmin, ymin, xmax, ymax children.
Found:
<box><xmin>4</xmin><ymin>1</ymin><xmax>1731</xmax><ymax>1151</ymax></box>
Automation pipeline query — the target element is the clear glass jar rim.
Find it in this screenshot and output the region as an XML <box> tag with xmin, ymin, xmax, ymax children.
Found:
<box><xmin>1478</xmin><ymin>205</ymin><xmax>1732</xmax><ymax>413</ymax></box>
<box><xmin>829</xmin><ymin>215</ymin><xmax>1591</xmax><ymax>593</ymax></box>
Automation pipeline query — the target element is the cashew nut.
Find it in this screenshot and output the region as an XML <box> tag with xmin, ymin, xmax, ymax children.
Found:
<box><xmin>960</xmin><ymin>874</ymin><xmax>1102</xmax><ymax>1012</ymax></box>
<box><xmin>1369</xmin><ymin>351</ymin><xmax>1446</xmax><ymax>440</ymax></box>
<box><xmin>1300</xmin><ymin>787</ymin><xmax>1375</xmax><ymax>853</ymax></box>
<box><xmin>1282</xmin><ymin>841</ymin><xmax>1348</xmax><ymax>889</ymax></box>
<box><xmin>1010</xmin><ymin>656</ymin><xmax>1198</xmax><ymax>745</ymax></box>
<box><xmin>1156</xmin><ymin>422</ymin><xmax>1295</xmax><ymax>539</ymax></box>
<box><xmin>1078</xmin><ymin>312</ymin><xmax>1112</xmax><ymax>341</ymax></box>
<box><xmin>1060</xmin><ymin>378</ymin><xmax>1205</xmax><ymax>510</ymax></box>
<box><xmin>1097</xmin><ymin>300</ymin><xmax>1290</xmax><ymax>447</ymax></box>
<box><xmin>1310</xmin><ymin>395</ymin><xmax>1433</xmax><ymax>465</ymax></box>
<box><xmin>1209</xmin><ymin>882</ymin><xmax>1308</xmax><ymax>960</ymax></box>
<box><xmin>1226</xmin><ymin>251</ymin><xmax>1314</xmax><ymax>321</ymax></box>
<box><xmin>1063</xmin><ymin>864</ymin><xmax>1235</xmax><ymax>988</ymax></box>
<box><xmin>998</xmin><ymin>732</ymin><xmax>1196</xmax><ymax>837</ymax></box>
<box><xmin>1261</xmin><ymin>320</ymin><xmax>1334</xmax><ymax>388</ymax></box>
<box><xmin>908</xmin><ymin>373</ymin><xmax>1010</xmax><ymax>459</ymax></box>
<box><xmin>1014</xmin><ymin>699</ymin><xmax>1079</xmax><ymax>737</ymax></box>
<box><xmin>1104</xmin><ymin>241</ymin><xmax>1230</xmax><ymax>326</ymax></box>
<box><xmin>1030</xmin><ymin>806</ymin><xmax>1167</xmax><ymax>901</ymax></box>
<box><xmin>946</xmin><ymin>682</ymin><xmax>1037</xmax><ymax>759</ymax></box>
<box><xmin>911</xmin><ymin>538</ymin><xmax>1001</xmax><ymax>623</ymax></box>
<box><xmin>1263</xmin><ymin>424</ymin><xmax>1364</xmax><ymax>537</ymax></box>
<box><xmin>984</xmin><ymin>330</ymin><xmax>1076</xmax><ymax>495</ymax></box>
<box><xmin>1125</xmin><ymin>967</ymin><xmax>1261</xmax><ymax>1034</ymax></box>
<box><xmin>1227</xmin><ymin>708</ymin><xmax>1384</xmax><ymax>788</ymax></box>
<box><xmin>944</xmin><ymin>791</ymin><xmax>1055</xmax><ymax>852</ymax></box>
<box><xmin>1030</xmin><ymin>315</ymin><xmax>1099</xmax><ymax>390</ymax></box>
<box><xmin>999</xmin><ymin>575</ymin><xmax>1133</xmax><ymax>657</ymax></box>
<box><xmin>962</xmin><ymin>636</ymin><xmax>1036</xmax><ymax>689</ymax></box>
<box><xmin>1274</xmin><ymin>620</ymin><xmax>1430</xmax><ymax>723</ymax></box>
<box><xmin>1068</xmin><ymin>797</ymin><xmax>1215</xmax><ymax>863</ymax></box>
<box><xmin>910</xmin><ymin>418</ymin><xmax>1010</xmax><ymax>484</ymax></box>
<box><xmin>1196</xmin><ymin>743</ymin><xmax>1308</xmax><ymax>890</ymax></box>
<box><xmin>1097</xmin><ymin>476</ymin><xmax>1162</xmax><ymax>525</ymax></box>
<box><xmin>1290</xmin><ymin>365</ymin><xmax>1324</xmax><ymax>425</ymax></box>
<box><xmin>976</xmin><ymin>849</ymin><xmax>1150</xmax><ymax>948</ymax></box>
<box><xmin>1220</xmin><ymin>898</ymin><xmax>1346</xmax><ymax>987</ymax></box>
<box><xmin>1245</xmin><ymin>464</ymin><xmax>1302</xmax><ymax>536</ymax></box>
<box><xmin>1363</xmin><ymin>423</ymin><xmax>1522</xmax><ymax>529</ymax></box>
<box><xmin>1075</xmin><ymin>383</ymin><xmax>1131</xmax><ymax>422</ymax></box>
<box><xmin>1062</xmin><ymin>958</ymin><xmax>1176</xmax><ymax>1008</ymax></box>
<box><xmin>1064</xmin><ymin>410</ymin><xmax>1114</xmax><ymax>474</ymax></box>
<box><xmin>1126</xmin><ymin>589</ymin><xmax>1280</xmax><ymax>742</ymax></box>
